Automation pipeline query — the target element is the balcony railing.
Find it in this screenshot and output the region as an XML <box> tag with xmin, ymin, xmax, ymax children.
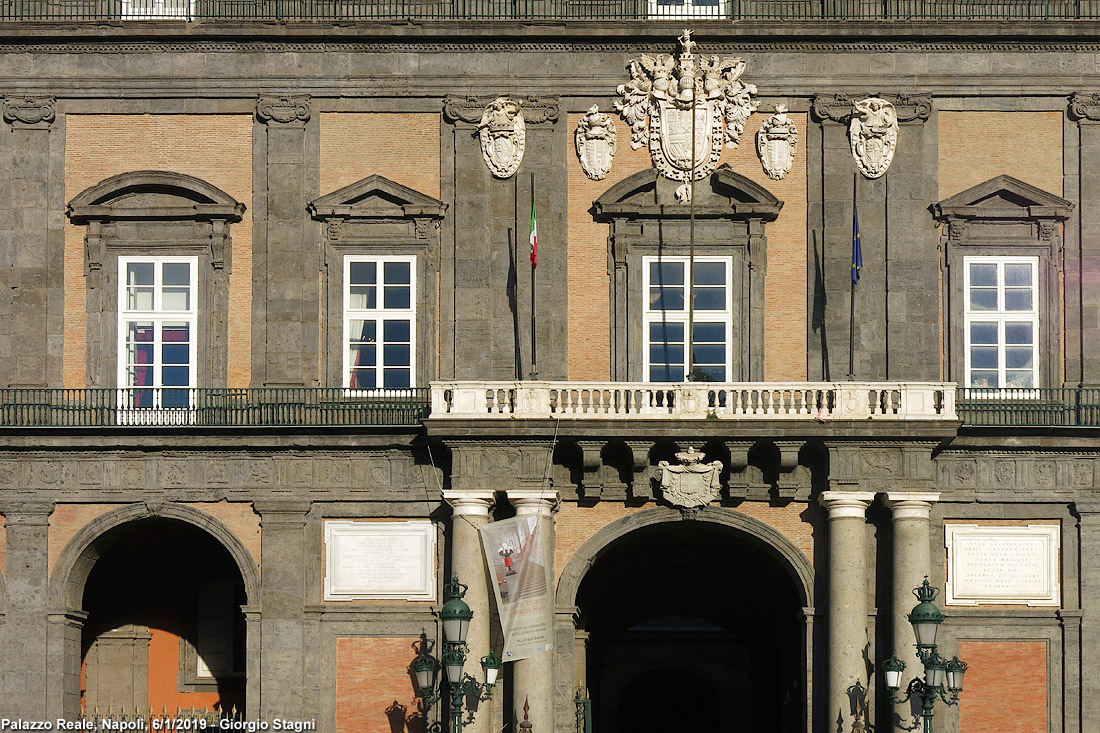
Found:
<box><xmin>430</xmin><ymin>381</ymin><xmax>957</xmax><ymax>420</ymax></box>
<box><xmin>0</xmin><ymin>0</ymin><xmax>1095</xmax><ymax>21</ymax></box>
<box><xmin>956</xmin><ymin>386</ymin><xmax>1100</xmax><ymax>426</ymax></box>
<box><xmin>0</xmin><ymin>387</ymin><xmax>430</xmax><ymax>427</ymax></box>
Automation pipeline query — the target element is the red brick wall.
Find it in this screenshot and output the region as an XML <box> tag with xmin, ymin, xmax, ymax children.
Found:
<box><xmin>938</xmin><ymin>111</ymin><xmax>1063</xmax><ymax>200</ymax></box>
<box><xmin>319</xmin><ymin>113</ymin><xmax>440</xmax><ymax>200</ymax></box>
<box><xmin>64</xmin><ymin>115</ymin><xmax>254</xmax><ymax>388</ymax></box>
<box><xmin>336</xmin><ymin>637</ymin><xmax>425</xmax><ymax>733</ymax></box>
<box><xmin>958</xmin><ymin>640</ymin><xmax>1047</xmax><ymax>732</ymax></box>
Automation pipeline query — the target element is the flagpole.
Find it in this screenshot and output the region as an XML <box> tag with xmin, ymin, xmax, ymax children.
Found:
<box><xmin>848</xmin><ymin>172</ymin><xmax>858</xmax><ymax>381</ymax></box>
<box><xmin>529</xmin><ymin>173</ymin><xmax>538</xmax><ymax>381</ymax></box>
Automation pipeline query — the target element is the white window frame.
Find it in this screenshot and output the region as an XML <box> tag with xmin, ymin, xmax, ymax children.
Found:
<box><xmin>120</xmin><ymin>0</ymin><xmax>194</xmax><ymax>19</ymax></box>
<box><xmin>642</xmin><ymin>255</ymin><xmax>733</xmax><ymax>383</ymax></box>
<box><xmin>343</xmin><ymin>254</ymin><xmax>417</xmax><ymax>393</ymax></box>
<box><xmin>647</xmin><ymin>0</ymin><xmax>725</xmax><ymax>18</ymax></box>
<box><xmin>963</xmin><ymin>255</ymin><xmax>1039</xmax><ymax>396</ymax></box>
<box><xmin>116</xmin><ymin>256</ymin><xmax>198</xmax><ymax>421</ymax></box>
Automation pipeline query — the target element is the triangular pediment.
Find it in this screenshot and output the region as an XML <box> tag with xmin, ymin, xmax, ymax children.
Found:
<box><xmin>67</xmin><ymin>170</ymin><xmax>245</xmax><ymax>223</ymax></box>
<box><xmin>932</xmin><ymin>175</ymin><xmax>1074</xmax><ymax>221</ymax></box>
<box><xmin>309</xmin><ymin>175</ymin><xmax>447</xmax><ymax>220</ymax></box>
<box><xmin>594</xmin><ymin>167</ymin><xmax>782</xmax><ymax>221</ymax></box>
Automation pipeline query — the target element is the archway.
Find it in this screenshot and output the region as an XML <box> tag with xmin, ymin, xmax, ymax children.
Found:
<box><xmin>50</xmin><ymin>504</ymin><xmax>259</xmax><ymax>717</ymax></box>
<box><xmin>561</xmin><ymin>508</ymin><xmax>811</xmax><ymax>733</ymax></box>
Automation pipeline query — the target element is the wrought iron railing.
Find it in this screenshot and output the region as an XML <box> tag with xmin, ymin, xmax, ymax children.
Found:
<box><xmin>0</xmin><ymin>387</ymin><xmax>429</xmax><ymax>427</ymax></box>
<box><xmin>956</xmin><ymin>386</ymin><xmax>1100</xmax><ymax>427</ymax></box>
<box><xmin>0</xmin><ymin>0</ymin><xmax>1094</xmax><ymax>20</ymax></box>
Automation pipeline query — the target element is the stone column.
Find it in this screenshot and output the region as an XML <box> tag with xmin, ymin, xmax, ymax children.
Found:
<box><xmin>1068</xmin><ymin>96</ymin><xmax>1100</xmax><ymax>387</ymax></box>
<box><xmin>820</xmin><ymin>491</ymin><xmax>875</xmax><ymax>729</ymax></box>
<box><xmin>884</xmin><ymin>492</ymin><xmax>939</xmax><ymax>732</ymax></box>
<box><xmin>1075</xmin><ymin>501</ymin><xmax>1100</xmax><ymax>733</ymax></box>
<box><xmin>443</xmin><ymin>490</ymin><xmax>496</xmax><ymax>733</ymax></box>
<box><xmin>506</xmin><ymin>489</ymin><xmax>559</xmax><ymax>733</ymax></box>
<box><xmin>254</xmin><ymin>500</ymin><xmax>311</xmax><ymax>718</ymax></box>
<box><xmin>2</xmin><ymin>502</ymin><xmax>54</xmax><ymax>718</ymax></box>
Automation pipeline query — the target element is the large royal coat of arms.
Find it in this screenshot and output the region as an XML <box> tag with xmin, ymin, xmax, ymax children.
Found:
<box><xmin>615</xmin><ymin>29</ymin><xmax>759</xmax><ymax>203</ymax></box>
<box><xmin>850</xmin><ymin>97</ymin><xmax>898</xmax><ymax>179</ymax></box>
<box><xmin>658</xmin><ymin>446</ymin><xmax>723</xmax><ymax>509</ymax></box>
<box><xmin>478</xmin><ymin>97</ymin><xmax>526</xmax><ymax>179</ymax></box>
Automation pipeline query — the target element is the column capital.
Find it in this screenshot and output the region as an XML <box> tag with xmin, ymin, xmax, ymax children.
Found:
<box><xmin>443</xmin><ymin>490</ymin><xmax>495</xmax><ymax>517</ymax></box>
<box><xmin>255</xmin><ymin>94</ymin><xmax>311</xmax><ymax>124</ymax></box>
<box><xmin>507</xmin><ymin>489</ymin><xmax>560</xmax><ymax>516</ymax></box>
<box><xmin>0</xmin><ymin>501</ymin><xmax>55</xmax><ymax>524</ymax></box>
<box><xmin>819</xmin><ymin>491</ymin><xmax>876</xmax><ymax>518</ymax></box>
<box><xmin>3</xmin><ymin>95</ymin><xmax>55</xmax><ymax>128</ymax></box>
<box><xmin>884</xmin><ymin>492</ymin><xmax>940</xmax><ymax>520</ymax></box>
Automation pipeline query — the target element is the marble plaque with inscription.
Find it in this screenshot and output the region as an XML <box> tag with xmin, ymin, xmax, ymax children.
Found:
<box><xmin>324</xmin><ymin>520</ymin><xmax>437</xmax><ymax>601</ymax></box>
<box><xmin>945</xmin><ymin>524</ymin><xmax>1060</xmax><ymax>606</ymax></box>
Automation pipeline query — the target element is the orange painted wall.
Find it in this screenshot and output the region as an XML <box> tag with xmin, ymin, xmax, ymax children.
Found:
<box><xmin>336</xmin><ymin>637</ymin><xmax>425</xmax><ymax>733</ymax></box>
<box><xmin>958</xmin><ymin>640</ymin><xmax>1047</xmax><ymax>732</ymax></box>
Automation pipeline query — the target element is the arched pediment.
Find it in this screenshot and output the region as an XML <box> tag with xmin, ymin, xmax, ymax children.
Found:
<box><xmin>308</xmin><ymin>174</ymin><xmax>447</xmax><ymax>220</ymax></box>
<box><xmin>67</xmin><ymin>170</ymin><xmax>245</xmax><ymax>223</ymax></box>
<box><xmin>594</xmin><ymin>167</ymin><xmax>783</xmax><ymax>221</ymax></box>
<box><xmin>932</xmin><ymin>174</ymin><xmax>1074</xmax><ymax>223</ymax></box>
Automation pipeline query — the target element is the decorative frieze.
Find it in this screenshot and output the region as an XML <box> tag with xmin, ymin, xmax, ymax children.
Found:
<box><xmin>3</xmin><ymin>95</ymin><xmax>55</xmax><ymax>126</ymax></box>
<box><xmin>255</xmin><ymin>94</ymin><xmax>311</xmax><ymax>124</ymax></box>
<box><xmin>575</xmin><ymin>105</ymin><xmax>617</xmax><ymax>181</ymax></box>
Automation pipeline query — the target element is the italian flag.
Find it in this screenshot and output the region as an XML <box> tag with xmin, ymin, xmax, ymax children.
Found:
<box><xmin>529</xmin><ymin>199</ymin><xmax>538</xmax><ymax>268</ymax></box>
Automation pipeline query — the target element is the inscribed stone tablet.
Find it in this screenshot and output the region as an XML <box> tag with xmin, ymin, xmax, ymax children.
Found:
<box><xmin>945</xmin><ymin>524</ymin><xmax>1060</xmax><ymax>606</ymax></box>
<box><xmin>324</xmin><ymin>520</ymin><xmax>436</xmax><ymax>601</ymax></box>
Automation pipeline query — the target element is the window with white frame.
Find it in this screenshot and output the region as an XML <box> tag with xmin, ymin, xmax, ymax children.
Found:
<box><xmin>120</xmin><ymin>0</ymin><xmax>192</xmax><ymax>19</ymax></box>
<box><xmin>647</xmin><ymin>0</ymin><xmax>723</xmax><ymax>18</ymax></box>
<box><xmin>964</xmin><ymin>256</ymin><xmax>1039</xmax><ymax>389</ymax></box>
<box><xmin>643</xmin><ymin>256</ymin><xmax>732</xmax><ymax>382</ymax></box>
<box><xmin>344</xmin><ymin>255</ymin><xmax>416</xmax><ymax>390</ymax></box>
<box><xmin>117</xmin><ymin>257</ymin><xmax>197</xmax><ymax>408</ymax></box>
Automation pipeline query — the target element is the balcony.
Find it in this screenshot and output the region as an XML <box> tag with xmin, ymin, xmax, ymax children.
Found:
<box><xmin>0</xmin><ymin>384</ymin><xmax>1098</xmax><ymax>428</ymax></box>
<box><xmin>0</xmin><ymin>0</ymin><xmax>1095</xmax><ymax>21</ymax></box>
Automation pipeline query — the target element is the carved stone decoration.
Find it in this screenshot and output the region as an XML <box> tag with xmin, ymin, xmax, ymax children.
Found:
<box><xmin>477</xmin><ymin>97</ymin><xmax>525</xmax><ymax>179</ymax></box>
<box><xmin>849</xmin><ymin>97</ymin><xmax>898</xmax><ymax>179</ymax></box>
<box><xmin>3</xmin><ymin>95</ymin><xmax>55</xmax><ymax>125</ymax></box>
<box><xmin>756</xmin><ymin>104</ymin><xmax>798</xmax><ymax>180</ymax></box>
<box><xmin>657</xmin><ymin>446</ymin><xmax>723</xmax><ymax>509</ymax></box>
<box><xmin>892</xmin><ymin>93</ymin><xmax>933</xmax><ymax>123</ymax></box>
<box><xmin>256</xmin><ymin>95</ymin><xmax>311</xmax><ymax>124</ymax></box>
<box><xmin>575</xmin><ymin>105</ymin><xmax>617</xmax><ymax>181</ymax></box>
<box><xmin>1069</xmin><ymin>93</ymin><xmax>1100</xmax><ymax>122</ymax></box>
<box><xmin>810</xmin><ymin>94</ymin><xmax>853</xmax><ymax>123</ymax></box>
<box><xmin>615</xmin><ymin>29</ymin><xmax>759</xmax><ymax>203</ymax></box>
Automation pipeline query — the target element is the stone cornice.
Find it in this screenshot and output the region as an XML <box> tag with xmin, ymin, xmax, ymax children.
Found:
<box><xmin>811</xmin><ymin>92</ymin><xmax>931</xmax><ymax>123</ymax></box>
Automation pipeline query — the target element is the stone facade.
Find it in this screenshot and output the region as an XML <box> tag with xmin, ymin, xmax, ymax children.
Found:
<box><xmin>0</xmin><ymin>17</ymin><xmax>1097</xmax><ymax>733</ymax></box>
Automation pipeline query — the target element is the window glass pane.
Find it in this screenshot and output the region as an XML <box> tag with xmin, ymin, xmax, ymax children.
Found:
<box><xmin>127</xmin><ymin>262</ymin><xmax>155</xmax><ymax>286</ymax></box>
<box><xmin>693</xmin><ymin>287</ymin><xmax>726</xmax><ymax>311</ymax></box>
<box><xmin>383</xmin><ymin>369</ymin><xmax>411</xmax><ymax>389</ymax></box>
<box><xmin>128</xmin><ymin>286</ymin><xmax>155</xmax><ymax>311</ymax></box>
<box><xmin>163</xmin><ymin>262</ymin><xmax>190</xmax><ymax>286</ymax></box>
<box><xmin>163</xmin><ymin>323</ymin><xmax>190</xmax><ymax>343</ymax></box>
<box><xmin>969</xmin><ymin>322</ymin><xmax>997</xmax><ymax>344</ymax></box>
<box><xmin>129</xmin><ymin>366</ymin><xmax>153</xmax><ymax>388</ymax></box>
<box><xmin>970</xmin><ymin>370</ymin><xmax>998</xmax><ymax>387</ymax></box>
<box><xmin>1004</xmin><ymin>263</ymin><xmax>1033</xmax><ymax>286</ymax></box>
<box><xmin>693</xmin><ymin>344</ymin><xmax>725</xmax><ymax>365</ymax></box>
<box><xmin>349</xmin><ymin>343</ymin><xmax>376</xmax><ymax>367</ymax></box>
<box><xmin>650</xmin><ymin>322</ymin><xmax>684</xmax><ymax>343</ymax></box>
<box><xmin>649</xmin><ymin>287</ymin><xmax>684</xmax><ymax>311</ymax></box>
<box><xmin>384</xmin><ymin>261</ymin><xmax>411</xmax><ymax>285</ymax></box>
<box><xmin>349</xmin><ymin>319</ymin><xmax>376</xmax><ymax>343</ymax></box>
<box><xmin>163</xmin><ymin>343</ymin><xmax>189</xmax><ymax>365</ymax></box>
<box><xmin>693</xmin><ymin>261</ymin><xmax>725</xmax><ymax>285</ymax></box>
<box><xmin>696</xmin><ymin>365</ymin><xmax>726</xmax><ymax>381</ymax></box>
<box><xmin>129</xmin><ymin>322</ymin><xmax>155</xmax><ymax>343</ymax></box>
<box><xmin>349</xmin><ymin>286</ymin><xmax>376</xmax><ymax>310</ymax></box>
<box><xmin>161</xmin><ymin>365</ymin><xmax>190</xmax><ymax>387</ymax></box>
<box><xmin>969</xmin><ymin>289</ymin><xmax>997</xmax><ymax>311</ymax></box>
<box><xmin>383</xmin><ymin>285</ymin><xmax>411</xmax><ymax>310</ymax></box>
<box><xmin>349</xmin><ymin>262</ymin><xmax>376</xmax><ymax>285</ymax></box>
<box><xmin>1004</xmin><ymin>288</ymin><xmax>1033</xmax><ymax>311</ymax></box>
<box><xmin>1005</xmin><ymin>371</ymin><xmax>1034</xmax><ymax>388</ymax></box>
<box><xmin>650</xmin><ymin>260</ymin><xmax>684</xmax><ymax>285</ymax></box>
<box><xmin>383</xmin><ymin>320</ymin><xmax>411</xmax><ymax>342</ymax></box>
<box><xmin>129</xmin><ymin>343</ymin><xmax>154</xmax><ymax>366</ymax></box>
<box><xmin>383</xmin><ymin>344</ymin><xmax>411</xmax><ymax>367</ymax></box>
<box><xmin>1005</xmin><ymin>322</ymin><xmax>1033</xmax><ymax>344</ymax></box>
<box><xmin>693</xmin><ymin>322</ymin><xmax>725</xmax><ymax>342</ymax></box>
<box><xmin>969</xmin><ymin>263</ymin><xmax>997</xmax><ymax>287</ymax></box>
<box><xmin>162</xmin><ymin>288</ymin><xmax>190</xmax><ymax>311</ymax></box>
<box><xmin>970</xmin><ymin>346</ymin><xmax>998</xmax><ymax>369</ymax></box>
<box><xmin>1005</xmin><ymin>346</ymin><xmax>1034</xmax><ymax>369</ymax></box>
<box><xmin>650</xmin><ymin>342</ymin><xmax>685</xmax><ymax>365</ymax></box>
<box><xmin>650</xmin><ymin>364</ymin><xmax>685</xmax><ymax>381</ymax></box>
<box><xmin>349</xmin><ymin>368</ymin><xmax>375</xmax><ymax>390</ymax></box>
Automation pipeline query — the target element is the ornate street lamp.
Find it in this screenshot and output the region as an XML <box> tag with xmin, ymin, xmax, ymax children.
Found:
<box><xmin>412</xmin><ymin>575</ymin><xmax>501</xmax><ymax>733</ymax></box>
<box><xmin>881</xmin><ymin>578</ymin><xmax>968</xmax><ymax>733</ymax></box>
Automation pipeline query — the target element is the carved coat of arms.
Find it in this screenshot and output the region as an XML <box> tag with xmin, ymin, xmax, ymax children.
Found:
<box><xmin>658</xmin><ymin>446</ymin><xmax>723</xmax><ymax>508</ymax></box>
<box><xmin>615</xmin><ymin>29</ymin><xmax>759</xmax><ymax>203</ymax></box>
<box><xmin>575</xmin><ymin>105</ymin><xmax>617</xmax><ymax>181</ymax></box>
<box><xmin>756</xmin><ymin>104</ymin><xmax>798</xmax><ymax>180</ymax></box>
<box><xmin>850</xmin><ymin>97</ymin><xmax>898</xmax><ymax>179</ymax></box>
<box><xmin>478</xmin><ymin>98</ymin><xmax>525</xmax><ymax>179</ymax></box>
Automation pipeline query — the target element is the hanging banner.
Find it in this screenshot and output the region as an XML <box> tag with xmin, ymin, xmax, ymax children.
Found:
<box><xmin>480</xmin><ymin>514</ymin><xmax>554</xmax><ymax>662</ymax></box>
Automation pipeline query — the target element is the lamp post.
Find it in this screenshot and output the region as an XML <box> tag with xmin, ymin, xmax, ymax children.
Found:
<box><xmin>881</xmin><ymin>578</ymin><xmax>968</xmax><ymax>733</ymax></box>
<box><xmin>412</xmin><ymin>575</ymin><xmax>502</xmax><ymax>733</ymax></box>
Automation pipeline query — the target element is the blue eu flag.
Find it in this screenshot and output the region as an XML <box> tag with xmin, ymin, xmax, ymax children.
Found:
<box><xmin>851</xmin><ymin>203</ymin><xmax>862</xmax><ymax>285</ymax></box>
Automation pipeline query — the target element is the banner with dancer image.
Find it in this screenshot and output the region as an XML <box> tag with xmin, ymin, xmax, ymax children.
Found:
<box><xmin>480</xmin><ymin>514</ymin><xmax>554</xmax><ymax>662</ymax></box>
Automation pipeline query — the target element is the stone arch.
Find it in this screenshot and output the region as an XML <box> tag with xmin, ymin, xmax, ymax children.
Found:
<box><xmin>67</xmin><ymin>169</ymin><xmax>245</xmax><ymax>214</ymax></box>
<box><xmin>50</xmin><ymin>501</ymin><xmax>259</xmax><ymax>610</ymax></box>
<box><xmin>556</xmin><ymin>505</ymin><xmax>813</xmax><ymax>608</ymax></box>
